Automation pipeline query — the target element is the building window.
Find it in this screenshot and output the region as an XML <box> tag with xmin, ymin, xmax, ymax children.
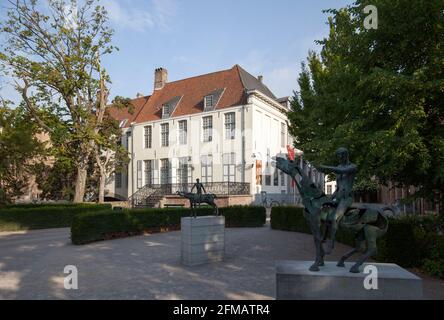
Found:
<box><xmin>160</xmin><ymin>159</ymin><xmax>170</xmax><ymax>184</ymax></box>
<box><xmin>280</xmin><ymin>171</ymin><xmax>285</xmax><ymax>187</ymax></box>
<box><xmin>119</xmin><ymin>119</ymin><xmax>128</xmax><ymax>128</ymax></box>
<box><xmin>125</xmin><ymin>131</ymin><xmax>131</xmax><ymax>150</ymax></box>
<box><xmin>201</xmin><ymin>155</ymin><xmax>213</xmax><ymax>183</ymax></box>
<box><xmin>137</xmin><ymin>160</ymin><xmax>143</xmax><ymax>189</ymax></box>
<box><xmin>204</xmin><ymin>95</ymin><xmax>214</xmax><ymax>109</ymax></box>
<box><xmin>327</xmin><ymin>185</ymin><xmax>332</xmax><ymax>195</ymax></box>
<box><xmin>223</xmin><ymin>153</ymin><xmax>236</xmax><ymax>183</ymax></box>
<box><xmin>115</xmin><ymin>172</ymin><xmax>122</xmax><ymax>188</ymax></box>
<box><xmin>273</xmin><ymin>169</ymin><xmax>279</xmax><ymax>186</ymax></box>
<box><xmin>162</xmin><ymin>104</ymin><xmax>171</xmax><ymax>117</ymax></box>
<box><xmin>144</xmin><ymin>126</ymin><xmax>152</xmax><ymax>149</ymax></box>
<box><xmin>144</xmin><ymin>160</ymin><xmax>152</xmax><ymax>186</ymax></box>
<box><xmin>161</xmin><ymin>123</ymin><xmax>169</xmax><ymax>147</ymax></box>
<box><xmin>224</xmin><ymin>112</ymin><xmax>235</xmax><ymax>140</ymax></box>
<box><xmin>281</xmin><ymin>122</ymin><xmax>286</xmax><ymax>148</ymax></box>
<box><xmin>203</xmin><ymin>116</ymin><xmax>213</xmax><ymax>142</ymax></box>
<box><xmin>265</xmin><ymin>175</ymin><xmax>271</xmax><ymax>186</ymax></box>
<box><xmin>178</xmin><ymin>120</ymin><xmax>187</xmax><ymax>145</ymax></box>
<box><xmin>178</xmin><ymin>157</ymin><xmax>191</xmax><ymax>185</ymax></box>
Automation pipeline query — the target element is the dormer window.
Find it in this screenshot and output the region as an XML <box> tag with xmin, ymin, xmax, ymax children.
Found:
<box><xmin>160</xmin><ymin>96</ymin><xmax>182</xmax><ymax>119</ymax></box>
<box><xmin>119</xmin><ymin>119</ymin><xmax>128</xmax><ymax>128</ymax></box>
<box><xmin>162</xmin><ymin>104</ymin><xmax>171</xmax><ymax>117</ymax></box>
<box><xmin>204</xmin><ymin>95</ymin><xmax>214</xmax><ymax>110</ymax></box>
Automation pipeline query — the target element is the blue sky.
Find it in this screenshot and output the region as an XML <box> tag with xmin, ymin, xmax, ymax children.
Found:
<box><xmin>1</xmin><ymin>0</ymin><xmax>354</xmax><ymax>102</ymax></box>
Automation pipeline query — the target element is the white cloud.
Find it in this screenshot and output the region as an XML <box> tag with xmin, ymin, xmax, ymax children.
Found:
<box><xmin>103</xmin><ymin>0</ymin><xmax>178</xmax><ymax>32</ymax></box>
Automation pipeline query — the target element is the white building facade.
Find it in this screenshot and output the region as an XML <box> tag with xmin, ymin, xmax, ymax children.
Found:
<box><xmin>106</xmin><ymin>65</ymin><xmax>322</xmax><ymax>207</ymax></box>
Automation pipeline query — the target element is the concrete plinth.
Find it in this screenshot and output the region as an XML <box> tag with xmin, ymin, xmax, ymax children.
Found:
<box><xmin>181</xmin><ymin>216</ymin><xmax>225</xmax><ymax>266</ymax></box>
<box><xmin>276</xmin><ymin>260</ymin><xmax>423</xmax><ymax>300</ymax></box>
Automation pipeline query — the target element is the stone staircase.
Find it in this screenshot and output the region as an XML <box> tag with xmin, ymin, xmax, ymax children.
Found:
<box><xmin>128</xmin><ymin>185</ymin><xmax>168</xmax><ymax>208</ymax></box>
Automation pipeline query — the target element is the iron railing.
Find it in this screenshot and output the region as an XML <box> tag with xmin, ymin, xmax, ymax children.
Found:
<box><xmin>128</xmin><ymin>182</ymin><xmax>250</xmax><ymax>208</ymax></box>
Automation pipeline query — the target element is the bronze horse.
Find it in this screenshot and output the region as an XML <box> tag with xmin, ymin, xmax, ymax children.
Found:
<box><xmin>176</xmin><ymin>191</ymin><xmax>219</xmax><ymax>217</ymax></box>
<box><xmin>275</xmin><ymin>156</ymin><xmax>392</xmax><ymax>273</ymax></box>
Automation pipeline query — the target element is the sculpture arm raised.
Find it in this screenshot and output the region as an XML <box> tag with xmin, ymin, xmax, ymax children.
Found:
<box><xmin>318</xmin><ymin>164</ymin><xmax>357</xmax><ymax>174</ymax></box>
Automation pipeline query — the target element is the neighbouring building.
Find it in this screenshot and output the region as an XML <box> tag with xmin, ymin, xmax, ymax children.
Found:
<box><xmin>106</xmin><ymin>65</ymin><xmax>324</xmax><ymax>208</ymax></box>
<box><xmin>324</xmin><ymin>174</ymin><xmax>439</xmax><ymax>215</ymax></box>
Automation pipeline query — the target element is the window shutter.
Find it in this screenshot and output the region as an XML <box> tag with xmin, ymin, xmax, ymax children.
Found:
<box><xmin>171</xmin><ymin>158</ymin><xmax>178</xmax><ymax>184</ymax></box>
<box><xmin>153</xmin><ymin>160</ymin><xmax>159</xmax><ymax>184</ymax></box>
<box><xmin>137</xmin><ymin>160</ymin><xmax>143</xmax><ymax>189</ymax></box>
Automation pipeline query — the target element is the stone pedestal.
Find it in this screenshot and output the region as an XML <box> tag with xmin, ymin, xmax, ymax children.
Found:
<box><xmin>181</xmin><ymin>216</ymin><xmax>225</xmax><ymax>266</ymax></box>
<box><xmin>276</xmin><ymin>260</ymin><xmax>423</xmax><ymax>300</ymax></box>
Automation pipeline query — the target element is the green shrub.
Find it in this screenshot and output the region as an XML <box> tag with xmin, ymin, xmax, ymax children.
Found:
<box><xmin>423</xmin><ymin>235</ymin><xmax>444</xmax><ymax>279</ymax></box>
<box><xmin>222</xmin><ymin>206</ymin><xmax>266</xmax><ymax>227</ymax></box>
<box><xmin>0</xmin><ymin>203</ymin><xmax>111</xmax><ymax>231</ymax></box>
<box><xmin>270</xmin><ymin>206</ymin><xmax>309</xmax><ymax>232</ymax></box>
<box><xmin>71</xmin><ymin>205</ymin><xmax>266</xmax><ymax>245</ymax></box>
<box><xmin>375</xmin><ymin>219</ymin><xmax>426</xmax><ymax>267</ymax></box>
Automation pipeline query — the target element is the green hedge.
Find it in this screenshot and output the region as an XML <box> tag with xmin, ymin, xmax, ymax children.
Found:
<box><xmin>71</xmin><ymin>205</ymin><xmax>266</xmax><ymax>245</ymax></box>
<box><xmin>271</xmin><ymin>206</ymin><xmax>444</xmax><ymax>279</ymax></box>
<box><xmin>0</xmin><ymin>203</ymin><xmax>112</xmax><ymax>231</ymax></box>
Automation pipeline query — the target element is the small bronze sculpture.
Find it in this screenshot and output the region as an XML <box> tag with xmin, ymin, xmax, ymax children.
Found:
<box><xmin>177</xmin><ymin>179</ymin><xmax>218</xmax><ymax>217</ymax></box>
<box><xmin>275</xmin><ymin>149</ymin><xmax>394</xmax><ymax>273</ymax></box>
<box><xmin>318</xmin><ymin>147</ymin><xmax>357</xmax><ymax>254</ymax></box>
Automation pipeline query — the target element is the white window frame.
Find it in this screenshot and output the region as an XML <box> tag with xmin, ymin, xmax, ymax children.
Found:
<box><xmin>222</xmin><ymin>153</ymin><xmax>236</xmax><ymax>183</ymax></box>
<box><xmin>204</xmin><ymin>95</ymin><xmax>214</xmax><ymax>109</ymax></box>
<box><xmin>144</xmin><ymin>160</ymin><xmax>153</xmax><ymax>186</ymax></box>
<box><xmin>137</xmin><ymin>160</ymin><xmax>143</xmax><ymax>189</ymax></box>
<box><xmin>160</xmin><ymin>158</ymin><xmax>171</xmax><ymax>184</ymax></box>
<box><xmin>178</xmin><ymin>157</ymin><xmax>192</xmax><ymax>185</ymax></box>
<box><xmin>119</xmin><ymin>119</ymin><xmax>128</xmax><ymax>128</ymax></box>
<box><xmin>201</xmin><ymin>155</ymin><xmax>213</xmax><ymax>183</ymax></box>
<box><xmin>281</xmin><ymin>122</ymin><xmax>286</xmax><ymax>148</ymax></box>
<box><xmin>224</xmin><ymin>112</ymin><xmax>235</xmax><ymax>140</ymax></box>
<box><xmin>178</xmin><ymin>120</ymin><xmax>187</xmax><ymax>145</ymax></box>
<box><xmin>202</xmin><ymin>116</ymin><xmax>213</xmax><ymax>142</ymax></box>
<box><xmin>144</xmin><ymin>125</ymin><xmax>152</xmax><ymax>149</ymax></box>
<box><xmin>162</xmin><ymin>104</ymin><xmax>170</xmax><ymax>117</ymax></box>
<box><xmin>161</xmin><ymin>123</ymin><xmax>169</xmax><ymax>147</ymax></box>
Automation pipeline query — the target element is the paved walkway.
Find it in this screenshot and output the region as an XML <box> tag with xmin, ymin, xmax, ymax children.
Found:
<box><xmin>0</xmin><ymin>225</ymin><xmax>443</xmax><ymax>300</ymax></box>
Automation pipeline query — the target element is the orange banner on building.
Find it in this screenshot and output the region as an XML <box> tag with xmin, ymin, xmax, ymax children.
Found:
<box><xmin>256</xmin><ymin>160</ymin><xmax>262</xmax><ymax>185</ymax></box>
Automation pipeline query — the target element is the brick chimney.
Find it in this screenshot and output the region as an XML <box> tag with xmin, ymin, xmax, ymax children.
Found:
<box><xmin>258</xmin><ymin>75</ymin><xmax>263</xmax><ymax>83</ymax></box>
<box><xmin>154</xmin><ymin>67</ymin><xmax>168</xmax><ymax>90</ymax></box>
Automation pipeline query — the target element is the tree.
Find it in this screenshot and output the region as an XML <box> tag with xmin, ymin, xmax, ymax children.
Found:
<box><xmin>288</xmin><ymin>0</ymin><xmax>444</xmax><ymax>208</ymax></box>
<box><xmin>0</xmin><ymin>0</ymin><xmax>118</xmax><ymax>202</ymax></box>
<box><xmin>0</xmin><ymin>103</ymin><xmax>46</xmax><ymax>203</ymax></box>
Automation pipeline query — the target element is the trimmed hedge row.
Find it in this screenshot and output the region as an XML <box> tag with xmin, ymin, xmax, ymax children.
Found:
<box><xmin>271</xmin><ymin>206</ymin><xmax>444</xmax><ymax>279</ymax></box>
<box><xmin>4</xmin><ymin>203</ymin><xmax>93</xmax><ymax>209</ymax></box>
<box><xmin>0</xmin><ymin>203</ymin><xmax>112</xmax><ymax>231</ymax></box>
<box><xmin>71</xmin><ymin>205</ymin><xmax>266</xmax><ymax>245</ymax></box>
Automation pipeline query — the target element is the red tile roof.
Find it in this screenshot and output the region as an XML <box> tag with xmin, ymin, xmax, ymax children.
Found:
<box><xmin>108</xmin><ymin>65</ymin><xmax>276</xmax><ymax>127</ymax></box>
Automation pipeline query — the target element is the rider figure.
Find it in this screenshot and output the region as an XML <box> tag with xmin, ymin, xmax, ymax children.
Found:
<box><xmin>318</xmin><ymin>147</ymin><xmax>357</xmax><ymax>254</ymax></box>
<box><xmin>191</xmin><ymin>178</ymin><xmax>206</xmax><ymax>201</ymax></box>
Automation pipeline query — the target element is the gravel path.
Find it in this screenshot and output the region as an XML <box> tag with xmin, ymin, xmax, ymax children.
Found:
<box><xmin>0</xmin><ymin>225</ymin><xmax>443</xmax><ymax>300</ymax></box>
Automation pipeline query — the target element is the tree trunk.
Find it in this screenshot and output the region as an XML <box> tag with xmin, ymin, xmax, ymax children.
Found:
<box><xmin>98</xmin><ymin>171</ymin><xmax>106</xmax><ymax>204</ymax></box>
<box><xmin>73</xmin><ymin>166</ymin><xmax>87</xmax><ymax>203</ymax></box>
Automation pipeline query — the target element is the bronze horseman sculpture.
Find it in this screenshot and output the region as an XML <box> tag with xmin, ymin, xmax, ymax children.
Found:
<box><xmin>275</xmin><ymin>148</ymin><xmax>394</xmax><ymax>273</ymax></box>
<box><xmin>177</xmin><ymin>179</ymin><xmax>219</xmax><ymax>217</ymax></box>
